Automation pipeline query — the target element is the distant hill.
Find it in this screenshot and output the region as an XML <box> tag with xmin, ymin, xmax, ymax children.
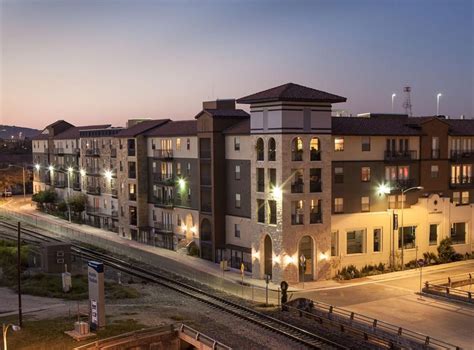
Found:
<box><xmin>0</xmin><ymin>125</ymin><xmax>40</xmax><ymax>139</ymax></box>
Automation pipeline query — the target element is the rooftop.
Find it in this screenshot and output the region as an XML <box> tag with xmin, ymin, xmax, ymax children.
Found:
<box><xmin>145</xmin><ymin>120</ymin><xmax>197</xmax><ymax>137</ymax></box>
<box><xmin>115</xmin><ymin>119</ymin><xmax>170</xmax><ymax>137</ymax></box>
<box><xmin>237</xmin><ymin>82</ymin><xmax>347</xmax><ymax>104</ymax></box>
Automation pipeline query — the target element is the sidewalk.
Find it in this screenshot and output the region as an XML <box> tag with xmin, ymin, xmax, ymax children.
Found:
<box><xmin>1</xmin><ymin>198</ymin><xmax>472</xmax><ymax>295</ymax></box>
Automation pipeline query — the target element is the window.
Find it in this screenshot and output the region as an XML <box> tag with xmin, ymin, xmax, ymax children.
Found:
<box><xmin>462</xmin><ymin>191</ymin><xmax>469</xmax><ymax>204</ymax></box>
<box><xmin>186</xmin><ymin>138</ymin><xmax>190</xmax><ymax>150</ymax></box>
<box><xmin>361</xmin><ymin>196</ymin><xmax>370</xmax><ymax>212</ymax></box>
<box><xmin>235</xmin><ymin>165</ymin><xmax>241</xmax><ymax>180</ymax></box>
<box><xmin>177</xmin><ymin>214</ymin><xmax>182</xmax><ymax>227</ymax></box>
<box><xmin>291</xmin><ymin>137</ymin><xmax>303</xmax><ymax>161</ymax></box>
<box><xmin>347</xmin><ymin>229</ymin><xmax>365</xmax><ymax>254</ymax></box>
<box><xmin>431</xmin><ymin>165</ymin><xmax>439</xmax><ymax>178</ymax></box>
<box><xmin>127</xmin><ymin>139</ymin><xmax>136</xmax><ymax>157</ymax></box>
<box><xmin>187</xmin><ymin>188</ymin><xmax>191</xmax><ymax>200</ymax></box>
<box><xmin>310</xmin><ymin>168</ymin><xmax>322</xmax><ymax>192</ymax></box>
<box><xmin>176</xmin><ymin>138</ymin><xmax>181</xmax><ymax>151</ymax></box>
<box><xmin>450</xmin><ymin>222</ymin><xmax>466</xmax><ymax>244</ymax></box>
<box><xmin>429</xmin><ymin>224</ymin><xmax>437</xmax><ymax>246</ymax></box>
<box><xmin>310</xmin><ymin>137</ymin><xmax>320</xmax><ymax>161</ymax></box>
<box><xmin>257</xmin><ymin>199</ymin><xmax>265</xmax><ymax>223</ymax></box>
<box><xmin>234</xmin><ymin>224</ymin><xmax>241</xmax><ymax>238</ymax></box>
<box><xmin>432</xmin><ymin>137</ymin><xmax>440</xmax><ymax>159</ymax></box>
<box><xmin>128</xmin><ymin>162</ymin><xmax>136</xmax><ymax>179</ymax></box>
<box><xmin>453</xmin><ymin>192</ymin><xmax>460</xmax><ymax>205</ymax></box>
<box><xmin>234</xmin><ymin>137</ymin><xmax>240</xmax><ymax>151</ymax></box>
<box><xmin>268</xmin><ymin>138</ymin><xmax>276</xmax><ymax>161</ymax></box>
<box><xmin>334</xmin><ymin>198</ymin><xmax>343</xmax><ymax>213</ymax></box>
<box><xmin>373</xmin><ymin>228</ymin><xmax>382</xmax><ymax>252</ymax></box>
<box><xmin>176</xmin><ymin>163</ymin><xmax>181</xmax><ymax>176</ymax></box>
<box><xmin>291</xmin><ymin>169</ymin><xmax>304</xmax><ymax>193</ymax></box>
<box><xmin>362</xmin><ymin>137</ymin><xmax>370</xmax><ymax>152</ymax></box>
<box><xmin>334</xmin><ymin>137</ymin><xmax>344</xmax><ymax>152</ymax></box>
<box><xmin>291</xmin><ymin>200</ymin><xmax>304</xmax><ymax>225</ymax></box>
<box><xmin>310</xmin><ymin>199</ymin><xmax>322</xmax><ymax>224</ymax></box>
<box><xmin>268</xmin><ymin>169</ymin><xmax>276</xmax><ymax>189</ymax></box>
<box><xmin>398</xmin><ymin>226</ymin><xmax>416</xmax><ymax>249</ymax></box>
<box><xmin>268</xmin><ymin>200</ymin><xmax>277</xmax><ymax>225</ymax></box>
<box><xmin>235</xmin><ymin>193</ymin><xmax>241</xmax><ymax>208</ymax></box>
<box><xmin>361</xmin><ymin>167</ymin><xmax>371</xmax><ymax>182</ymax></box>
<box><xmin>257</xmin><ymin>168</ymin><xmax>265</xmax><ymax>192</ymax></box>
<box><xmin>256</xmin><ymin>138</ymin><xmax>264</xmax><ymax>161</ymax></box>
<box><xmin>334</xmin><ymin>167</ymin><xmax>344</xmax><ymax>183</ymax></box>
<box><xmin>331</xmin><ymin>231</ymin><xmax>339</xmax><ymax>256</ymax></box>
<box><xmin>187</xmin><ymin>163</ymin><xmax>191</xmax><ymax>176</ymax></box>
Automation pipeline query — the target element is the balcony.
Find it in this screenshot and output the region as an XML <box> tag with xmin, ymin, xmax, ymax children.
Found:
<box><xmin>72</xmin><ymin>182</ymin><xmax>81</xmax><ymax>191</ymax></box>
<box><xmin>111</xmin><ymin>148</ymin><xmax>117</xmax><ymax>158</ymax></box>
<box><xmin>384</xmin><ymin>150</ymin><xmax>416</xmax><ymax>162</ymax></box>
<box><xmin>86</xmin><ymin>167</ymin><xmax>100</xmax><ymax>175</ymax></box>
<box><xmin>153</xmin><ymin>173</ymin><xmax>175</xmax><ymax>185</ymax></box>
<box><xmin>85</xmin><ymin>148</ymin><xmax>100</xmax><ymax>157</ymax></box>
<box><xmin>450</xmin><ymin>150</ymin><xmax>474</xmax><ymax>161</ymax></box>
<box><xmin>53</xmin><ymin>148</ymin><xmax>65</xmax><ymax>155</ymax></box>
<box><xmin>153</xmin><ymin>149</ymin><xmax>173</xmax><ymax>160</ymax></box>
<box><xmin>153</xmin><ymin>196</ymin><xmax>174</xmax><ymax>208</ymax></box>
<box><xmin>154</xmin><ymin>222</ymin><xmax>174</xmax><ymax>233</ymax></box>
<box><xmin>86</xmin><ymin>186</ymin><xmax>101</xmax><ymax>195</ymax></box>
<box><xmin>391</xmin><ymin>178</ymin><xmax>415</xmax><ymax>189</ymax></box>
<box><xmin>310</xmin><ymin>212</ymin><xmax>322</xmax><ymax>224</ymax></box>
<box><xmin>310</xmin><ymin>182</ymin><xmax>322</xmax><ymax>193</ymax></box>
<box><xmin>86</xmin><ymin>206</ymin><xmax>116</xmax><ymax>217</ymax></box>
<box><xmin>450</xmin><ymin>177</ymin><xmax>473</xmax><ymax>188</ymax></box>
<box><xmin>291</xmin><ymin>214</ymin><xmax>304</xmax><ymax>225</ymax></box>
<box><xmin>54</xmin><ymin>180</ymin><xmax>66</xmax><ymax>188</ymax></box>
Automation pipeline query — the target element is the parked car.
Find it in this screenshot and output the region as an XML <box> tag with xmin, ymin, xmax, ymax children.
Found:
<box><xmin>2</xmin><ymin>190</ymin><xmax>12</xmax><ymax>197</ymax></box>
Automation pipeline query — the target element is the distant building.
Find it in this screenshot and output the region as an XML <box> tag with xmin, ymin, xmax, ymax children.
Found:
<box><xmin>32</xmin><ymin>83</ymin><xmax>474</xmax><ymax>283</ymax></box>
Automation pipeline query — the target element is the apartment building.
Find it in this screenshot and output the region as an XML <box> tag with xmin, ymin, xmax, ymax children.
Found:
<box><xmin>32</xmin><ymin>83</ymin><xmax>474</xmax><ymax>284</ymax></box>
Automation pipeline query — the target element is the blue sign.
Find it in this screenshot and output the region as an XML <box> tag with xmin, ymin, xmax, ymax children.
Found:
<box><xmin>88</xmin><ymin>261</ymin><xmax>104</xmax><ymax>273</ymax></box>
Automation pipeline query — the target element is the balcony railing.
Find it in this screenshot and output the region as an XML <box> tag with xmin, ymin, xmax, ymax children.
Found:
<box><xmin>153</xmin><ymin>149</ymin><xmax>173</xmax><ymax>160</ymax></box>
<box><xmin>86</xmin><ymin>166</ymin><xmax>100</xmax><ymax>175</ymax></box>
<box><xmin>86</xmin><ymin>206</ymin><xmax>117</xmax><ymax>217</ymax></box>
<box><xmin>450</xmin><ymin>177</ymin><xmax>473</xmax><ymax>188</ymax></box>
<box><xmin>390</xmin><ymin>178</ymin><xmax>415</xmax><ymax>189</ymax></box>
<box><xmin>72</xmin><ymin>182</ymin><xmax>81</xmax><ymax>191</ymax></box>
<box><xmin>86</xmin><ymin>186</ymin><xmax>101</xmax><ymax>195</ymax></box>
<box><xmin>153</xmin><ymin>196</ymin><xmax>174</xmax><ymax>208</ymax></box>
<box><xmin>53</xmin><ymin>148</ymin><xmax>65</xmax><ymax>155</ymax></box>
<box><xmin>85</xmin><ymin>148</ymin><xmax>100</xmax><ymax>157</ymax></box>
<box><xmin>54</xmin><ymin>180</ymin><xmax>66</xmax><ymax>188</ymax></box>
<box><xmin>291</xmin><ymin>214</ymin><xmax>304</xmax><ymax>225</ymax></box>
<box><xmin>153</xmin><ymin>173</ymin><xmax>174</xmax><ymax>185</ymax></box>
<box><xmin>310</xmin><ymin>212</ymin><xmax>322</xmax><ymax>224</ymax></box>
<box><xmin>292</xmin><ymin>150</ymin><xmax>303</xmax><ymax>162</ymax></box>
<box><xmin>154</xmin><ymin>222</ymin><xmax>174</xmax><ymax>233</ymax></box>
<box><xmin>291</xmin><ymin>182</ymin><xmax>304</xmax><ymax>193</ymax></box>
<box><xmin>310</xmin><ymin>182</ymin><xmax>322</xmax><ymax>193</ymax></box>
<box><xmin>384</xmin><ymin>150</ymin><xmax>417</xmax><ymax>161</ymax></box>
<box><xmin>450</xmin><ymin>150</ymin><xmax>474</xmax><ymax>161</ymax></box>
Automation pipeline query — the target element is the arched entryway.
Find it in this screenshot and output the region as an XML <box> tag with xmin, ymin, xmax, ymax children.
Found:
<box><xmin>263</xmin><ymin>235</ymin><xmax>273</xmax><ymax>278</ymax></box>
<box><xmin>298</xmin><ymin>236</ymin><xmax>314</xmax><ymax>282</ymax></box>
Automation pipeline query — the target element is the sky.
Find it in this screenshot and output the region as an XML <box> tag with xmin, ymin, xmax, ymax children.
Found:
<box><xmin>1</xmin><ymin>0</ymin><xmax>473</xmax><ymax>129</ymax></box>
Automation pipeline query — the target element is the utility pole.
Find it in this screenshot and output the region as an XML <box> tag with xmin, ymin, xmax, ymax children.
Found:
<box><xmin>17</xmin><ymin>222</ymin><xmax>23</xmax><ymax>327</ymax></box>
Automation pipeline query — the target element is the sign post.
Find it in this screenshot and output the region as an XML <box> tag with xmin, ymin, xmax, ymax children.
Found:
<box><xmin>88</xmin><ymin>261</ymin><xmax>105</xmax><ymax>330</ymax></box>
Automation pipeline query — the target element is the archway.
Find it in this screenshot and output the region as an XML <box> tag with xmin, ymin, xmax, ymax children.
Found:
<box><xmin>298</xmin><ymin>236</ymin><xmax>314</xmax><ymax>282</ymax></box>
<box><xmin>263</xmin><ymin>235</ymin><xmax>273</xmax><ymax>277</ymax></box>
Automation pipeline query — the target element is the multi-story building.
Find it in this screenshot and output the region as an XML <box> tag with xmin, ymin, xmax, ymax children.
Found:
<box><xmin>32</xmin><ymin>83</ymin><xmax>474</xmax><ymax>284</ymax></box>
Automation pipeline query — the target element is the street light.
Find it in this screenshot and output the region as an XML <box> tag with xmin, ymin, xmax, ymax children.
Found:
<box><xmin>436</xmin><ymin>93</ymin><xmax>442</xmax><ymax>115</ymax></box>
<box><xmin>66</xmin><ymin>167</ymin><xmax>74</xmax><ymax>223</ymax></box>
<box><xmin>3</xmin><ymin>323</ymin><xmax>21</xmax><ymax>350</ymax></box>
<box><xmin>391</xmin><ymin>93</ymin><xmax>396</xmax><ymax>113</ymax></box>
<box><xmin>400</xmin><ymin>186</ymin><xmax>424</xmax><ymax>269</ymax></box>
<box><xmin>271</xmin><ymin>185</ymin><xmax>282</xmax><ymax>200</ymax></box>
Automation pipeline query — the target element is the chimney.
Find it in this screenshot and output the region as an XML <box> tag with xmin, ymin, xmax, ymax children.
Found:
<box><xmin>460</xmin><ymin>115</ymin><xmax>465</xmax><ymax>120</ymax></box>
<box><xmin>203</xmin><ymin>99</ymin><xmax>236</xmax><ymax>110</ymax></box>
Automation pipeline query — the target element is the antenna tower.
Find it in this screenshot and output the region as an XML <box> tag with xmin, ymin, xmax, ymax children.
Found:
<box><xmin>403</xmin><ymin>86</ymin><xmax>413</xmax><ymax>116</ymax></box>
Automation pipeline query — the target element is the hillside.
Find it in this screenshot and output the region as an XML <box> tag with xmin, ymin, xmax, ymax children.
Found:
<box><xmin>0</xmin><ymin>125</ymin><xmax>40</xmax><ymax>139</ymax></box>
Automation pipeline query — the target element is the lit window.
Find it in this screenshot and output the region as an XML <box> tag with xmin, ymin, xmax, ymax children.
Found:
<box><xmin>235</xmin><ymin>193</ymin><xmax>241</xmax><ymax>208</ymax></box>
<box><xmin>361</xmin><ymin>167</ymin><xmax>371</xmax><ymax>182</ymax></box>
<box><xmin>347</xmin><ymin>229</ymin><xmax>366</xmax><ymax>254</ymax></box>
<box><xmin>453</xmin><ymin>192</ymin><xmax>460</xmax><ymax>205</ymax></box>
<box><xmin>176</xmin><ymin>138</ymin><xmax>181</xmax><ymax>151</ymax></box>
<box><xmin>334</xmin><ymin>137</ymin><xmax>344</xmax><ymax>152</ymax></box>
<box><xmin>388</xmin><ymin>195</ymin><xmax>396</xmax><ymax>209</ymax></box>
<box><xmin>235</xmin><ymin>165</ymin><xmax>241</xmax><ymax>180</ymax></box>
<box><xmin>461</xmin><ymin>191</ymin><xmax>469</xmax><ymax>204</ymax></box>
<box><xmin>176</xmin><ymin>163</ymin><xmax>181</xmax><ymax>176</ymax></box>
<box><xmin>334</xmin><ymin>198</ymin><xmax>343</xmax><ymax>213</ymax></box>
<box><xmin>431</xmin><ymin>165</ymin><xmax>439</xmax><ymax>178</ymax></box>
<box><xmin>361</xmin><ymin>196</ymin><xmax>370</xmax><ymax>212</ymax></box>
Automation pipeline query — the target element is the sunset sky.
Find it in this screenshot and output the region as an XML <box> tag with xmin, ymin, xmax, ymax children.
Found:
<box><xmin>1</xmin><ymin>0</ymin><xmax>472</xmax><ymax>129</ymax></box>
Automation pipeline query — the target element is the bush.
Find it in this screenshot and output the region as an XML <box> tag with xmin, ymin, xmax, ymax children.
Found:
<box><xmin>67</xmin><ymin>193</ymin><xmax>87</xmax><ymax>214</ymax></box>
<box><xmin>32</xmin><ymin>189</ymin><xmax>57</xmax><ymax>204</ymax></box>
<box><xmin>187</xmin><ymin>243</ymin><xmax>200</xmax><ymax>257</ymax></box>
<box><xmin>423</xmin><ymin>252</ymin><xmax>439</xmax><ymax>265</ymax></box>
<box><xmin>437</xmin><ymin>238</ymin><xmax>456</xmax><ymax>263</ymax></box>
<box><xmin>57</xmin><ymin>201</ymin><xmax>68</xmax><ymax>213</ymax></box>
<box><xmin>336</xmin><ymin>264</ymin><xmax>360</xmax><ymax>280</ymax></box>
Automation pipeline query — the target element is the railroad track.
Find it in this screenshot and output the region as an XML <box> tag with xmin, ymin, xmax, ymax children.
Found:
<box><xmin>0</xmin><ymin>220</ymin><xmax>347</xmax><ymax>349</ymax></box>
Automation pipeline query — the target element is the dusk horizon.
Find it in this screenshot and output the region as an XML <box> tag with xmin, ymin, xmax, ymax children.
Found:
<box><xmin>2</xmin><ymin>0</ymin><xmax>473</xmax><ymax>129</ymax></box>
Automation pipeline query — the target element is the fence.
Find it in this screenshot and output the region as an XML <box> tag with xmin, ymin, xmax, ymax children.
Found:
<box><xmin>423</xmin><ymin>273</ymin><xmax>473</xmax><ymax>303</ymax></box>
<box><xmin>285</xmin><ymin>299</ymin><xmax>460</xmax><ymax>350</ymax></box>
<box><xmin>0</xmin><ymin>207</ymin><xmax>283</xmax><ymax>304</ymax></box>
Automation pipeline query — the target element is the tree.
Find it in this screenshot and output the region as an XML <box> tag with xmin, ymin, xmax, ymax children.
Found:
<box><xmin>32</xmin><ymin>189</ymin><xmax>56</xmax><ymax>204</ymax></box>
<box><xmin>437</xmin><ymin>238</ymin><xmax>456</xmax><ymax>263</ymax></box>
<box><xmin>67</xmin><ymin>193</ymin><xmax>87</xmax><ymax>214</ymax></box>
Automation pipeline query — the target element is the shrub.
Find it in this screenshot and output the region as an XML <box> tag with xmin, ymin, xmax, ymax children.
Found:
<box><xmin>68</xmin><ymin>193</ymin><xmax>87</xmax><ymax>214</ymax></box>
<box><xmin>423</xmin><ymin>252</ymin><xmax>439</xmax><ymax>265</ymax></box>
<box><xmin>438</xmin><ymin>238</ymin><xmax>456</xmax><ymax>263</ymax></box>
<box><xmin>337</xmin><ymin>264</ymin><xmax>360</xmax><ymax>280</ymax></box>
<box><xmin>56</xmin><ymin>201</ymin><xmax>68</xmax><ymax>213</ymax></box>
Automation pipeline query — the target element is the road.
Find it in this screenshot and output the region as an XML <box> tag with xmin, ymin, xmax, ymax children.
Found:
<box><xmin>296</xmin><ymin>261</ymin><xmax>474</xmax><ymax>349</ymax></box>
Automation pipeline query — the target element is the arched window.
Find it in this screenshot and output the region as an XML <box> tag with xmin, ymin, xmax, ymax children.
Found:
<box><xmin>268</xmin><ymin>138</ymin><xmax>276</xmax><ymax>161</ymax></box>
<box><xmin>200</xmin><ymin>218</ymin><xmax>212</xmax><ymax>241</ymax></box>
<box><xmin>291</xmin><ymin>137</ymin><xmax>303</xmax><ymax>161</ymax></box>
<box><xmin>256</xmin><ymin>138</ymin><xmax>264</xmax><ymax>161</ymax></box>
<box><xmin>310</xmin><ymin>137</ymin><xmax>321</xmax><ymax>161</ymax></box>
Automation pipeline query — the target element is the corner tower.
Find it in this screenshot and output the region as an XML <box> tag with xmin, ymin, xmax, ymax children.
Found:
<box><xmin>237</xmin><ymin>83</ymin><xmax>346</xmax><ymax>283</ymax></box>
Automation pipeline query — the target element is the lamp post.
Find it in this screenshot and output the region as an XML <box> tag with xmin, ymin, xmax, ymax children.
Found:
<box><xmin>436</xmin><ymin>93</ymin><xmax>442</xmax><ymax>116</ymax></box>
<box><xmin>400</xmin><ymin>186</ymin><xmax>424</xmax><ymax>269</ymax></box>
<box><xmin>67</xmin><ymin>167</ymin><xmax>73</xmax><ymax>223</ymax></box>
<box><xmin>391</xmin><ymin>93</ymin><xmax>396</xmax><ymax>113</ymax></box>
<box><xmin>2</xmin><ymin>323</ymin><xmax>21</xmax><ymax>350</ymax></box>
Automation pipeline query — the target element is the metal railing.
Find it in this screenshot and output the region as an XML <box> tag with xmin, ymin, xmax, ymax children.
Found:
<box><xmin>285</xmin><ymin>300</ymin><xmax>460</xmax><ymax>350</ymax></box>
<box><xmin>154</xmin><ymin>222</ymin><xmax>174</xmax><ymax>233</ymax></box>
<box><xmin>450</xmin><ymin>150</ymin><xmax>474</xmax><ymax>161</ymax></box>
<box><xmin>153</xmin><ymin>149</ymin><xmax>173</xmax><ymax>160</ymax></box>
<box><xmin>53</xmin><ymin>148</ymin><xmax>65</xmax><ymax>155</ymax></box>
<box><xmin>85</xmin><ymin>148</ymin><xmax>100</xmax><ymax>156</ymax></box>
<box><xmin>384</xmin><ymin>150</ymin><xmax>417</xmax><ymax>161</ymax></box>
<box><xmin>86</xmin><ymin>186</ymin><xmax>101</xmax><ymax>195</ymax></box>
<box><xmin>450</xmin><ymin>176</ymin><xmax>473</xmax><ymax>187</ymax></box>
<box><xmin>423</xmin><ymin>273</ymin><xmax>473</xmax><ymax>303</ymax></box>
<box><xmin>179</xmin><ymin>324</ymin><xmax>232</xmax><ymax>350</ymax></box>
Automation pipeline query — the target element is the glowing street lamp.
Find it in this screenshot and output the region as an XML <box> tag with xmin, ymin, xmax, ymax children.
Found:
<box><xmin>48</xmin><ymin>165</ymin><xmax>54</xmax><ymax>172</ymax></box>
<box><xmin>104</xmin><ymin>170</ymin><xmax>113</xmax><ymax>181</ymax></box>
<box><xmin>79</xmin><ymin>169</ymin><xmax>86</xmax><ymax>177</ymax></box>
<box><xmin>3</xmin><ymin>323</ymin><xmax>21</xmax><ymax>350</ymax></box>
<box><xmin>391</xmin><ymin>93</ymin><xmax>396</xmax><ymax>113</ymax></box>
<box><xmin>178</xmin><ymin>178</ymin><xmax>186</xmax><ymax>190</ymax></box>
<box><xmin>436</xmin><ymin>93</ymin><xmax>442</xmax><ymax>115</ymax></box>
<box><xmin>377</xmin><ymin>183</ymin><xmax>391</xmax><ymax>196</ymax></box>
<box><xmin>34</xmin><ymin>164</ymin><xmax>40</xmax><ymax>171</ymax></box>
<box><xmin>271</xmin><ymin>185</ymin><xmax>283</xmax><ymax>200</ymax></box>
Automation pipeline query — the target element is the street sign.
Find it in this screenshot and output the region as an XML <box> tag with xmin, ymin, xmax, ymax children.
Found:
<box><xmin>88</xmin><ymin>261</ymin><xmax>105</xmax><ymax>330</ymax></box>
<box><xmin>393</xmin><ymin>213</ymin><xmax>399</xmax><ymax>230</ymax></box>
